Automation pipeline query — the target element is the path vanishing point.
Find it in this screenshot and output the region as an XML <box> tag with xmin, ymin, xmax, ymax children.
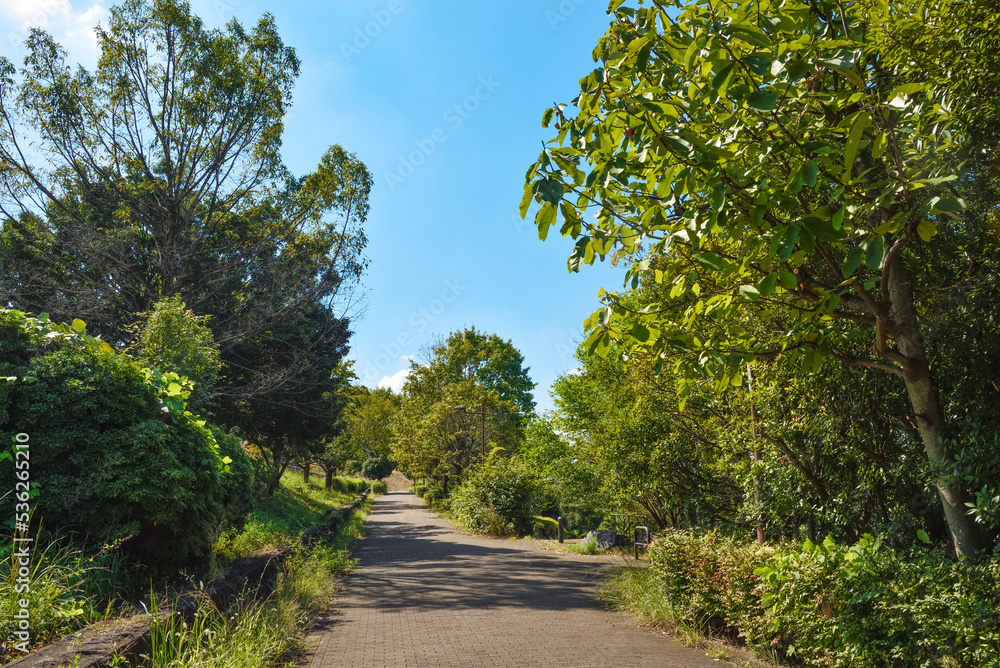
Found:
<box><xmin>301</xmin><ymin>491</ymin><xmax>734</xmax><ymax>668</ymax></box>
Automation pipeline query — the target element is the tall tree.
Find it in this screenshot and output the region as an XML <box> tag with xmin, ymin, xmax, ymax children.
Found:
<box><xmin>392</xmin><ymin>327</ymin><xmax>534</xmax><ymax>491</ymax></box>
<box><xmin>424</xmin><ymin>327</ymin><xmax>537</xmax><ymax>415</ymax></box>
<box><xmin>0</xmin><ymin>0</ymin><xmax>371</xmax><ymax>435</ymax></box>
<box><xmin>521</xmin><ymin>0</ymin><xmax>1000</xmax><ymax>557</ymax></box>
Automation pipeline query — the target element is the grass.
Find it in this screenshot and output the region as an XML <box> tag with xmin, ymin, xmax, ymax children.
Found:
<box><xmin>3</xmin><ymin>471</ymin><xmax>371</xmax><ymax>663</ymax></box>
<box><xmin>564</xmin><ymin>534</ymin><xmax>599</xmax><ymax>554</ymax></box>
<box><xmin>213</xmin><ymin>471</ymin><xmax>368</xmax><ymax>565</ymax></box>
<box><xmin>116</xmin><ymin>496</ymin><xmax>372</xmax><ymax>668</ymax></box>
<box><xmin>0</xmin><ymin>529</ymin><xmax>134</xmax><ymax>661</ymax></box>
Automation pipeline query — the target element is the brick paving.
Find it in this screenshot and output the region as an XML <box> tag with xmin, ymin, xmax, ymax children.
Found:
<box><xmin>301</xmin><ymin>492</ymin><xmax>732</xmax><ymax>667</ymax></box>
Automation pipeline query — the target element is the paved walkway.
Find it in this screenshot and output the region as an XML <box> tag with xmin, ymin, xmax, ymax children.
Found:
<box><xmin>302</xmin><ymin>492</ymin><xmax>731</xmax><ymax>667</ymax></box>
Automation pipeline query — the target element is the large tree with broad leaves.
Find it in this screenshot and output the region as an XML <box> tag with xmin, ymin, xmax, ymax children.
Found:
<box><xmin>521</xmin><ymin>0</ymin><xmax>1000</xmax><ymax>557</ymax></box>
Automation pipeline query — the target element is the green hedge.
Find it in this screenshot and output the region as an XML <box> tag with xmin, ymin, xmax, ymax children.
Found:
<box><xmin>648</xmin><ymin>531</ymin><xmax>1000</xmax><ymax>667</ymax></box>
<box><xmin>0</xmin><ymin>309</ymin><xmax>254</xmax><ymax>575</ymax></box>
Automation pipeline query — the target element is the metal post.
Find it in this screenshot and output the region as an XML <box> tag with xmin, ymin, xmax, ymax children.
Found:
<box><xmin>557</xmin><ymin>516</ymin><xmax>564</xmax><ymax>543</ymax></box>
<box><xmin>480</xmin><ymin>405</ymin><xmax>486</xmax><ymax>458</ymax></box>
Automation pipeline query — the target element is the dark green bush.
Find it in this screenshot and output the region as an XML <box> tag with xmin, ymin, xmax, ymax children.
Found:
<box><xmin>758</xmin><ymin>537</ymin><xmax>1000</xmax><ymax>667</ymax></box>
<box><xmin>450</xmin><ymin>456</ymin><xmax>547</xmax><ymax>537</ymax></box>
<box><xmin>647</xmin><ymin>529</ymin><xmax>1000</xmax><ymax>667</ymax></box>
<box><xmin>371</xmin><ymin>480</ymin><xmax>387</xmax><ymax>495</ymax></box>
<box><xmin>0</xmin><ymin>310</ymin><xmax>254</xmax><ymax>575</ymax></box>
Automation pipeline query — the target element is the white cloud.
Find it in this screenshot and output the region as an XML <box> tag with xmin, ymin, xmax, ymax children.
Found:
<box><xmin>566</xmin><ymin>367</ymin><xmax>582</xmax><ymax>376</ymax></box>
<box><xmin>0</xmin><ymin>0</ymin><xmax>105</xmax><ymax>68</ymax></box>
<box><xmin>400</xmin><ymin>354</ymin><xmax>414</xmax><ymax>361</ymax></box>
<box><xmin>377</xmin><ymin>368</ymin><xmax>410</xmax><ymax>394</ymax></box>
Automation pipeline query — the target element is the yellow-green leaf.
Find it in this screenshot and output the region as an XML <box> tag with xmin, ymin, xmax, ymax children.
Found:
<box><xmin>917</xmin><ymin>220</ymin><xmax>936</xmax><ymax>242</ymax></box>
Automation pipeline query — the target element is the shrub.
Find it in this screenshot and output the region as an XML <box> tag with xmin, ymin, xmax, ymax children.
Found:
<box><xmin>533</xmin><ymin>515</ymin><xmax>559</xmax><ymax>539</ymax></box>
<box><xmin>648</xmin><ymin>530</ymin><xmax>770</xmax><ymax>642</ymax></box>
<box><xmin>450</xmin><ymin>456</ymin><xmax>547</xmax><ymax>537</ymax></box>
<box><xmin>371</xmin><ymin>480</ymin><xmax>387</xmax><ymax>495</ymax></box>
<box><xmin>758</xmin><ymin>537</ymin><xmax>1000</xmax><ymax>667</ymax></box>
<box><xmin>133</xmin><ymin>296</ymin><xmax>221</xmax><ymax>412</ymax></box>
<box><xmin>645</xmin><ymin>529</ymin><xmax>1000</xmax><ymax>667</ymax></box>
<box><xmin>0</xmin><ymin>309</ymin><xmax>252</xmax><ymax>575</ymax></box>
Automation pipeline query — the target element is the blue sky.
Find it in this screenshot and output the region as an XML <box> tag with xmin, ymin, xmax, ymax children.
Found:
<box><xmin>0</xmin><ymin>0</ymin><xmax>626</xmax><ymax>414</ymax></box>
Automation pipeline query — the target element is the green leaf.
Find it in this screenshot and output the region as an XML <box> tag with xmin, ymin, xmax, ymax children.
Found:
<box><xmin>631</xmin><ymin>324</ymin><xmax>651</xmax><ymax>342</ymax></box>
<box><xmin>802</xmin><ymin>159</ymin><xmax>818</xmax><ymax>188</ymax></box>
<box><xmin>711</xmin><ymin>62</ymin><xmax>735</xmax><ymax>91</ymax></box>
<box><xmin>71</xmin><ymin>319</ymin><xmax>87</xmax><ymax>333</ymax></box>
<box><xmin>694</xmin><ymin>252</ymin><xmax>727</xmax><ymax>272</ymax></box>
<box><xmin>917</xmin><ymin>529</ymin><xmax>931</xmax><ymax>545</ymax></box>
<box><xmin>865</xmin><ymin>237</ymin><xmax>887</xmax><ymax>270</ymax></box>
<box><xmin>842</xmin><ymin>245</ymin><xmax>863</xmax><ymax>277</ymax></box>
<box><xmin>832</xmin><ymin>205</ymin><xmax>845</xmax><ymax>231</ymax></box>
<box><xmin>843</xmin><ymin>111</ymin><xmax>872</xmax><ymax>178</ymax></box>
<box><xmin>778</xmin><ymin>271</ymin><xmax>797</xmax><ymax>290</ymax></box>
<box><xmin>519</xmin><ymin>185</ymin><xmax>533</xmax><ymax>219</ymax></box>
<box><xmin>757</xmin><ymin>272</ymin><xmax>778</xmax><ymax>297</ymax></box>
<box><xmin>917</xmin><ymin>220</ymin><xmax>937</xmax><ymax>242</ymax></box>
<box><xmin>710</xmin><ymin>186</ymin><xmax>726</xmax><ymax>212</ymax></box>
<box><xmin>888</xmin><ymin>83</ymin><xmax>928</xmax><ymax>100</ymax></box>
<box><xmin>537</xmin><ymin>177</ymin><xmax>564</xmax><ymax>204</ymax></box>
<box><xmin>739</xmin><ymin>285</ymin><xmax>760</xmax><ymax>301</ymax></box>
<box><xmin>542</xmin><ymin>108</ymin><xmax>555</xmax><ymax>128</ymax></box>
<box><xmin>748</xmin><ymin>90</ymin><xmax>779</xmax><ymax>111</ymax></box>
<box><xmin>930</xmin><ymin>197</ymin><xmax>965</xmax><ymax>213</ymax></box>
<box><xmin>872</xmin><ymin>132</ymin><xmax>888</xmax><ymax>159</ymax></box>
<box><xmin>536</xmin><ymin>202</ymin><xmax>557</xmax><ymax>242</ymax></box>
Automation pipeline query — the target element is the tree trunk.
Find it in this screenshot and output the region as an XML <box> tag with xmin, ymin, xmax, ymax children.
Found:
<box><xmin>303</xmin><ymin>461</ymin><xmax>310</xmax><ymax>482</ymax></box>
<box><xmin>325</xmin><ymin>468</ymin><xmax>334</xmax><ymax>490</ymax></box>
<box><xmin>887</xmin><ymin>260</ymin><xmax>983</xmax><ymax>558</ymax></box>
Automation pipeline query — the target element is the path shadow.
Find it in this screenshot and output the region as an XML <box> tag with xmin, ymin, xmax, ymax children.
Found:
<box><xmin>334</xmin><ymin>492</ymin><xmax>614</xmax><ymax>616</ymax></box>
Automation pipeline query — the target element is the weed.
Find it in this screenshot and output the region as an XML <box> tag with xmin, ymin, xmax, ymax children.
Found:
<box><xmin>565</xmin><ymin>534</ymin><xmax>599</xmax><ymax>555</ymax></box>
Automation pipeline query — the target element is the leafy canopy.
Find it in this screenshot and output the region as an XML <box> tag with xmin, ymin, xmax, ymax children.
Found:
<box><xmin>523</xmin><ymin>0</ymin><xmax>972</xmax><ymax>393</ymax></box>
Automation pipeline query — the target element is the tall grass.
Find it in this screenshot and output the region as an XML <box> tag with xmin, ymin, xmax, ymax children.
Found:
<box><xmin>0</xmin><ymin>529</ymin><xmax>133</xmax><ymax>660</ymax></box>
<box><xmin>123</xmin><ymin>503</ymin><xmax>367</xmax><ymax>668</ymax></box>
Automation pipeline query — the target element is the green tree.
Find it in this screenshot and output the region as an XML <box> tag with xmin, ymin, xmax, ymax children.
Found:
<box><xmin>346</xmin><ymin>386</ymin><xmax>399</xmax><ymax>459</ymax></box>
<box><xmin>361</xmin><ymin>453</ymin><xmax>395</xmax><ymax>482</ymax></box>
<box><xmin>393</xmin><ymin>379</ymin><xmax>522</xmax><ymax>495</ymax></box>
<box><xmin>0</xmin><ymin>0</ymin><xmax>371</xmax><ymax>442</ymax></box>
<box><xmin>425</xmin><ymin>327</ymin><xmax>537</xmax><ymax>415</ymax></box>
<box><xmin>521</xmin><ymin>0</ymin><xmax>1000</xmax><ymax>557</ymax></box>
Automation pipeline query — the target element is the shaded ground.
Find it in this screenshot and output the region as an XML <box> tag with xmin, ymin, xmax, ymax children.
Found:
<box><xmin>301</xmin><ymin>492</ymin><xmax>733</xmax><ymax>667</ymax></box>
